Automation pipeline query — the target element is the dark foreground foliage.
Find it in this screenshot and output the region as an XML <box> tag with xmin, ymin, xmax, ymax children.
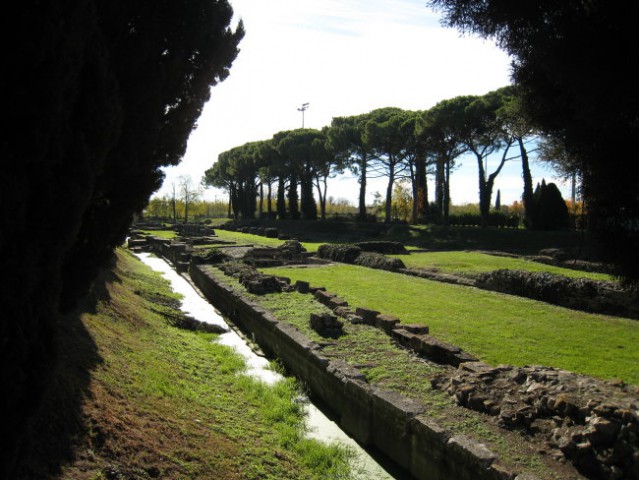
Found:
<box><xmin>1</xmin><ymin>2</ymin><xmax>242</xmax><ymax>476</ymax></box>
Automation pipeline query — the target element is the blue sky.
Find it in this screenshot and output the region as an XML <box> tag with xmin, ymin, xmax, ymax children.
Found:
<box><xmin>158</xmin><ymin>0</ymin><xmax>570</xmax><ymax>206</ymax></box>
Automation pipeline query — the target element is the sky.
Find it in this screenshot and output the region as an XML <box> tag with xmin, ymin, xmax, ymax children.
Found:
<box><xmin>158</xmin><ymin>0</ymin><xmax>569</xmax><ymax>206</ymax></box>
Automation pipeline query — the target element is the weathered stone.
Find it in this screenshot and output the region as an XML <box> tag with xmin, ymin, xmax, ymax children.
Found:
<box><xmin>294</xmin><ymin>280</ymin><xmax>309</xmax><ymax>293</ymax></box>
<box><xmin>327</xmin><ymin>296</ymin><xmax>349</xmax><ymax>309</ymax></box>
<box><xmin>447</xmin><ymin>435</ymin><xmax>497</xmax><ymax>468</ymax></box>
<box><xmin>346</xmin><ymin>314</ymin><xmax>365</xmax><ymax>324</ymax></box>
<box><xmin>391</xmin><ymin>328</ymin><xmax>417</xmax><ymax>349</ymax></box>
<box><xmin>333</xmin><ymin>306</ymin><xmax>353</xmax><ymax>318</ymax></box>
<box><xmin>396</xmin><ymin>324</ymin><xmax>430</xmax><ymax>334</ymax></box>
<box><xmin>309</xmin><ymin>312</ymin><xmax>343</xmax><ymax>337</ymax></box>
<box><xmin>375</xmin><ymin>314</ymin><xmax>400</xmax><ymax>333</ymax></box>
<box><xmin>589</xmin><ymin>417</ymin><xmax>620</xmax><ymax>446</ymax></box>
<box><xmin>314</xmin><ymin>289</ymin><xmax>336</xmax><ymax>306</ymax></box>
<box><xmin>355</xmin><ymin>307</ymin><xmax>380</xmax><ymax>325</ymax></box>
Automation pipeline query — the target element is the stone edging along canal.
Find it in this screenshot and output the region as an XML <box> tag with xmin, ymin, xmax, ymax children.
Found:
<box><xmin>187</xmin><ymin>261</ymin><xmax>533</xmax><ymax>480</ymax></box>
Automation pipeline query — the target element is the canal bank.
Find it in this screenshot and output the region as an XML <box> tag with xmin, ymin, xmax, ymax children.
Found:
<box><xmin>134</xmin><ymin>234</ymin><xmax>548</xmax><ymax>480</ymax></box>
<box><xmin>136</xmin><ymin>252</ymin><xmax>400</xmax><ymax>480</ymax></box>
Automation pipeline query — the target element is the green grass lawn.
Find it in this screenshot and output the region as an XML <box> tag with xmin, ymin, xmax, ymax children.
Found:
<box><xmin>138</xmin><ymin>228</ymin><xmax>177</xmax><ymax>239</ymax></box>
<box><xmin>393</xmin><ymin>251</ymin><xmax>613</xmax><ymax>281</ymax></box>
<box><xmin>265</xmin><ymin>264</ymin><xmax>639</xmax><ymax>385</ymax></box>
<box><xmin>138</xmin><ymin>228</ymin><xmax>326</xmax><ymax>253</ymax></box>
<box><xmin>214</xmin><ymin>230</ymin><xmax>326</xmax><ymax>253</ymax></box>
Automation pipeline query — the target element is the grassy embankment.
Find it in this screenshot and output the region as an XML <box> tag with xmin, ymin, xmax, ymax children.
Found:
<box><xmin>265</xmin><ymin>264</ymin><xmax>639</xmax><ymax>385</ymax></box>
<box><xmin>20</xmin><ymin>249</ymin><xmax>352</xmax><ymax>480</ymax></box>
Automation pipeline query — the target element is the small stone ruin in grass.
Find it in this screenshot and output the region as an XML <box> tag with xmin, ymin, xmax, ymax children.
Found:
<box><xmin>219</xmin><ymin>261</ymin><xmax>291</xmax><ymax>295</ymax></box>
<box><xmin>432</xmin><ymin>362</ymin><xmax>639</xmax><ymax>480</ymax></box>
<box><xmin>309</xmin><ymin>312</ymin><xmax>343</xmax><ymax>338</ymax></box>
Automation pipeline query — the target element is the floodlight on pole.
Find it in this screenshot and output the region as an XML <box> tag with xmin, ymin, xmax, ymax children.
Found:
<box><xmin>298</xmin><ymin>102</ymin><xmax>309</xmax><ymax>128</ymax></box>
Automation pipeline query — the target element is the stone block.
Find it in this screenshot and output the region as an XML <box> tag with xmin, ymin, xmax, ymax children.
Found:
<box><xmin>355</xmin><ymin>307</ymin><xmax>381</xmax><ymax>325</ymax></box>
<box><xmin>310</xmin><ymin>312</ymin><xmax>343</xmax><ymax>337</ymax></box>
<box><xmin>341</xmin><ymin>379</ymin><xmax>373</xmax><ymax>445</ymax></box>
<box><xmin>314</xmin><ymin>289</ymin><xmax>335</xmax><ymax>306</ymax></box>
<box><xmin>371</xmin><ymin>387</ymin><xmax>425</xmax><ymax>470</ymax></box>
<box><xmin>396</xmin><ymin>323</ymin><xmax>430</xmax><ymax>335</ymax></box>
<box><xmin>294</xmin><ymin>280</ymin><xmax>310</xmax><ymax>293</ymax></box>
<box><xmin>347</xmin><ymin>314</ymin><xmax>365</xmax><ymax>324</ymax></box>
<box><xmin>333</xmin><ymin>306</ymin><xmax>353</xmax><ymax>318</ymax></box>
<box><xmin>410</xmin><ymin>415</ymin><xmax>451</xmax><ymax>480</ymax></box>
<box><xmin>327</xmin><ymin>296</ymin><xmax>349</xmax><ymax>309</ymax></box>
<box><xmin>375</xmin><ymin>314</ymin><xmax>400</xmax><ymax>333</ymax></box>
<box><xmin>447</xmin><ymin>435</ymin><xmax>497</xmax><ymax>469</ymax></box>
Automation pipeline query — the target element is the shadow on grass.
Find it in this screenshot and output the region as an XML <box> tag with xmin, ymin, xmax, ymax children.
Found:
<box><xmin>15</xmin><ymin>268</ymin><xmax>117</xmax><ymax>478</ymax></box>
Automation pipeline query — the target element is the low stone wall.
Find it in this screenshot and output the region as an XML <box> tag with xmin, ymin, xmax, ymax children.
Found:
<box><xmin>188</xmin><ymin>263</ymin><xmax>533</xmax><ymax>480</ymax></box>
<box><xmin>312</xmin><ymin>291</ymin><xmax>477</xmax><ymax>368</ymax></box>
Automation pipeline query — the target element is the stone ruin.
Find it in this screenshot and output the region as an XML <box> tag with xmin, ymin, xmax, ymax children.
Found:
<box><xmin>309</xmin><ymin>312</ymin><xmax>344</xmax><ymax>338</ymax></box>
<box><xmin>241</xmin><ymin>240</ymin><xmax>308</xmax><ymax>268</ymax></box>
<box><xmin>174</xmin><ymin>223</ymin><xmax>216</xmax><ymax>237</ymax></box>
<box><xmin>219</xmin><ymin>261</ymin><xmax>291</xmax><ymax>295</ymax></box>
<box><xmin>432</xmin><ymin>362</ymin><xmax>639</xmax><ymax>480</ymax></box>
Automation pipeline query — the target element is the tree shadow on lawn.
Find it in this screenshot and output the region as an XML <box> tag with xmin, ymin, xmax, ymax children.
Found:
<box><xmin>14</xmin><ymin>268</ymin><xmax>117</xmax><ymax>478</ymax></box>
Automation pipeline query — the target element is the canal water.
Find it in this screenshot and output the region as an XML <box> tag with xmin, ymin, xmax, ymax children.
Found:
<box><xmin>136</xmin><ymin>253</ymin><xmax>401</xmax><ymax>479</ymax></box>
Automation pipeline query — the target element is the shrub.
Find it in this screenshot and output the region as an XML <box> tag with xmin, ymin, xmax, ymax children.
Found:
<box><xmin>317</xmin><ymin>244</ymin><xmax>362</xmax><ymax>263</ymax></box>
<box><xmin>448</xmin><ymin>211</ymin><xmax>520</xmax><ymax>228</ymax></box>
<box><xmin>353</xmin><ymin>241</ymin><xmax>408</xmax><ymax>254</ymax></box>
<box><xmin>474</xmin><ymin>269</ymin><xmax>630</xmax><ymax>316</ymax></box>
<box><xmin>354</xmin><ymin>252</ymin><xmax>406</xmax><ymax>271</ymax></box>
<box><xmin>530</xmin><ymin>181</ymin><xmax>571</xmax><ymax>230</ymax></box>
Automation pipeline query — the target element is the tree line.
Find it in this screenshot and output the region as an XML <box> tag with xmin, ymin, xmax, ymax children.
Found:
<box><xmin>204</xmin><ymin>85</ymin><xmax>571</xmax><ymax>230</ymax></box>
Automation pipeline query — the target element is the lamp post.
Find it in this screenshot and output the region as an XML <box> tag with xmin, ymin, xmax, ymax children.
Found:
<box><xmin>297</xmin><ymin>102</ymin><xmax>309</xmax><ymax>128</ymax></box>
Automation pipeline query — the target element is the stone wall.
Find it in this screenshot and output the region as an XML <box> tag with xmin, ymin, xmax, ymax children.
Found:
<box><xmin>188</xmin><ymin>263</ymin><xmax>534</xmax><ymax>480</ymax></box>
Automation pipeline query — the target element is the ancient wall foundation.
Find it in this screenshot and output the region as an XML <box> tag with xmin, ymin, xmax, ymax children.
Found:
<box><xmin>188</xmin><ymin>262</ymin><xmax>535</xmax><ymax>480</ymax></box>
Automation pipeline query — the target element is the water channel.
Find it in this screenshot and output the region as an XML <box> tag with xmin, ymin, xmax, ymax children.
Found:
<box><xmin>136</xmin><ymin>252</ymin><xmax>404</xmax><ymax>479</ymax></box>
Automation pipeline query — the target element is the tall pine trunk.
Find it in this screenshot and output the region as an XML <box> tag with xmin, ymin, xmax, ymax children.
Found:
<box><xmin>358</xmin><ymin>155</ymin><xmax>368</xmax><ymax>221</ymax></box>
<box><xmin>384</xmin><ymin>162</ymin><xmax>395</xmax><ymax>223</ymax></box>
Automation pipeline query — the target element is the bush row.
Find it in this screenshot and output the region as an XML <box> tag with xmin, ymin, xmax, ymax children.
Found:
<box><xmin>475</xmin><ymin>269</ymin><xmax>635</xmax><ymax>317</ymax></box>
<box><xmin>353</xmin><ymin>241</ymin><xmax>408</xmax><ymax>254</ymax></box>
<box><xmin>317</xmin><ymin>244</ymin><xmax>405</xmax><ymax>271</ymax></box>
<box><xmin>448</xmin><ymin>212</ymin><xmax>520</xmax><ymax>228</ymax></box>
<box><xmin>354</xmin><ymin>252</ymin><xmax>406</xmax><ymax>271</ymax></box>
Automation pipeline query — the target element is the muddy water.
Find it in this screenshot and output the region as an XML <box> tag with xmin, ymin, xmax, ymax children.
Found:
<box><xmin>136</xmin><ymin>253</ymin><xmax>399</xmax><ymax>480</ymax></box>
